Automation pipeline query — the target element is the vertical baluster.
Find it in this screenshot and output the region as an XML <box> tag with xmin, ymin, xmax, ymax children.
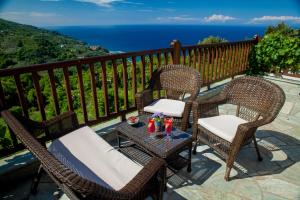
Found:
<box><xmin>244</xmin><ymin>43</ymin><xmax>251</xmax><ymax>70</ymax></box>
<box><xmin>215</xmin><ymin>46</ymin><xmax>220</xmax><ymax>80</ymax></box>
<box><xmin>182</xmin><ymin>49</ymin><xmax>186</xmax><ymax>65</ymax></box>
<box><xmin>89</xmin><ymin>63</ymin><xmax>99</xmax><ymax>119</ymax></box>
<box><xmin>164</xmin><ymin>52</ymin><xmax>168</xmax><ymax>65</ymax></box>
<box><xmin>13</xmin><ymin>74</ymin><xmax>29</xmax><ymax>118</ymax></box>
<box><xmin>224</xmin><ymin>45</ymin><xmax>230</xmax><ymax>77</ymax></box>
<box><xmin>193</xmin><ymin>48</ymin><xmax>197</xmax><ymax>69</ymax></box>
<box><xmin>241</xmin><ymin>42</ymin><xmax>247</xmax><ymax>71</ymax></box>
<box><xmin>77</xmin><ymin>64</ymin><xmax>88</xmax><ymax>123</ymax></box>
<box><xmin>188</xmin><ymin>49</ymin><xmax>192</xmax><ymax>67</ymax></box>
<box><xmin>141</xmin><ymin>55</ymin><xmax>146</xmax><ymax>90</ymax></box>
<box><xmin>63</xmin><ymin>67</ymin><xmax>73</xmax><ymax>111</ymax></box>
<box><xmin>32</xmin><ymin>72</ymin><xmax>46</xmax><ymax>120</ymax></box>
<box><xmin>200</xmin><ymin>47</ymin><xmax>205</xmax><ymax>82</ymax></box>
<box><xmin>48</xmin><ymin>69</ymin><xmax>60</xmax><ymax>115</ymax></box>
<box><xmin>122</xmin><ymin>58</ymin><xmax>129</xmax><ymax>110</ymax></box>
<box><xmin>233</xmin><ymin>44</ymin><xmax>239</xmax><ymax>76</ymax></box>
<box><xmin>202</xmin><ymin>48</ymin><xmax>207</xmax><ymax>85</ymax></box>
<box><xmin>197</xmin><ymin>47</ymin><xmax>202</xmax><ymax>73</ymax></box>
<box><xmin>131</xmin><ymin>56</ymin><xmax>137</xmax><ymax>106</ymax></box>
<box><xmin>211</xmin><ymin>47</ymin><xmax>216</xmax><ymax>81</ymax></box>
<box><xmin>219</xmin><ymin>45</ymin><xmax>225</xmax><ymax>80</ymax></box>
<box><xmin>235</xmin><ymin>43</ymin><xmax>241</xmax><ymax>74</ymax></box>
<box><xmin>101</xmin><ymin>61</ymin><xmax>109</xmax><ymax>116</ymax></box>
<box><xmin>149</xmin><ymin>54</ymin><xmax>154</xmax><ymax>77</ymax></box>
<box><xmin>228</xmin><ymin>45</ymin><xmax>234</xmax><ymax>78</ymax></box>
<box><xmin>238</xmin><ymin>43</ymin><xmax>244</xmax><ymax>73</ymax></box>
<box><xmin>112</xmin><ymin>59</ymin><xmax>119</xmax><ymax>113</ymax></box>
<box><xmin>206</xmin><ymin>47</ymin><xmax>211</xmax><ymax>86</ymax></box>
<box><xmin>156</xmin><ymin>53</ymin><xmax>161</xmax><ymax>68</ymax></box>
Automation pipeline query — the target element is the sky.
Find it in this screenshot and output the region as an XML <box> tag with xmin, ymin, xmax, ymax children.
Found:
<box><xmin>0</xmin><ymin>0</ymin><xmax>299</xmax><ymax>26</ymax></box>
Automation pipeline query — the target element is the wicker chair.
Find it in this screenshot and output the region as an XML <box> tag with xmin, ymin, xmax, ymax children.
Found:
<box><xmin>1</xmin><ymin>110</ymin><xmax>165</xmax><ymax>200</ymax></box>
<box><xmin>136</xmin><ymin>64</ymin><xmax>201</xmax><ymax>131</ymax></box>
<box><xmin>192</xmin><ymin>76</ymin><xmax>285</xmax><ymax>181</ymax></box>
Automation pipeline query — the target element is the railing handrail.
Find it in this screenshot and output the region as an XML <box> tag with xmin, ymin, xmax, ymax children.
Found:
<box><xmin>0</xmin><ymin>47</ymin><xmax>173</xmax><ymax>77</ymax></box>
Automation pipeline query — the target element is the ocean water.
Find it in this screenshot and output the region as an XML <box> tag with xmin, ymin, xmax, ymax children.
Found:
<box><xmin>47</xmin><ymin>25</ymin><xmax>266</xmax><ymax>52</ymax></box>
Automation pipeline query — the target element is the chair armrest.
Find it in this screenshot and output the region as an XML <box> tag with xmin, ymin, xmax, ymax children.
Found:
<box><xmin>45</xmin><ymin>111</ymin><xmax>79</xmax><ymax>140</ymax></box>
<box><xmin>180</xmin><ymin>100</ymin><xmax>193</xmax><ymax>131</ymax></box>
<box><xmin>135</xmin><ymin>89</ymin><xmax>153</xmax><ymax>112</ymax></box>
<box><xmin>120</xmin><ymin>157</ymin><xmax>165</xmax><ymax>199</ymax></box>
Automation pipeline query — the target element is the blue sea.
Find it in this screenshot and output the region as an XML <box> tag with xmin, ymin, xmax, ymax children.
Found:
<box><xmin>47</xmin><ymin>25</ymin><xmax>266</xmax><ymax>52</ymax></box>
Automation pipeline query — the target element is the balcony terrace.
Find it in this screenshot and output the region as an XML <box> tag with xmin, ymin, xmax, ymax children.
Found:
<box><xmin>0</xmin><ymin>39</ymin><xmax>299</xmax><ymax>200</ymax></box>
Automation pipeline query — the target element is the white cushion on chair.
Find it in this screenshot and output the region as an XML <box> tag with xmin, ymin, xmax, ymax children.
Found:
<box><xmin>143</xmin><ymin>99</ymin><xmax>186</xmax><ymax>117</ymax></box>
<box><xmin>197</xmin><ymin>115</ymin><xmax>247</xmax><ymax>142</ymax></box>
<box><xmin>48</xmin><ymin>126</ymin><xmax>142</xmax><ymax>190</ymax></box>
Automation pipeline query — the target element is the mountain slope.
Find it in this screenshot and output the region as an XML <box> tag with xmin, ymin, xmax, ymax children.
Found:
<box><xmin>0</xmin><ymin>18</ymin><xmax>109</xmax><ymax>69</ymax></box>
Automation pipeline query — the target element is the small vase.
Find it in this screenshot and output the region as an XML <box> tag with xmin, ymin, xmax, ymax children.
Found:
<box><xmin>154</xmin><ymin>121</ymin><xmax>161</xmax><ymax>132</ymax></box>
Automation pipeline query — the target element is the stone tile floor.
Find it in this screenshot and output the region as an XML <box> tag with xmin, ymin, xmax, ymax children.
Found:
<box><xmin>1</xmin><ymin>78</ymin><xmax>300</xmax><ymax>200</ymax></box>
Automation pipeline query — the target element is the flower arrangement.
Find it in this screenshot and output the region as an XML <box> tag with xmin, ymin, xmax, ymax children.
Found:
<box><xmin>151</xmin><ymin>112</ymin><xmax>164</xmax><ymax>122</ymax></box>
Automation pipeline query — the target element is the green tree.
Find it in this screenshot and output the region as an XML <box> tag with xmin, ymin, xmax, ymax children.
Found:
<box><xmin>265</xmin><ymin>22</ymin><xmax>296</xmax><ymax>36</ymax></box>
<box><xmin>198</xmin><ymin>36</ymin><xmax>228</xmax><ymax>44</ymax></box>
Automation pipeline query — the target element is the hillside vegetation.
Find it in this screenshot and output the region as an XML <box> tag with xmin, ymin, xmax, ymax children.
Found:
<box><xmin>0</xmin><ymin>18</ymin><xmax>108</xmax><ymax>69</ymax></box>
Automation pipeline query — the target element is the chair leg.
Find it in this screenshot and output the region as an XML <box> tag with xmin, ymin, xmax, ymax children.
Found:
<box><xmin>224</xmin><ymin>166</ymin><xmax>231</xmax><ymax>181</ymax></box>
<box><xmin>30</xmin><ymin>165</ymin><xmax>44</xmax><ymax>195</ymax></box>
<box><xmin>192</xmin><ymin>140</ymin><xmax>197</xmax><ymax>155</ymax></box>
<box><xmin>253</xmin><ymin>136</ymin><xmax>263</xmax><ymax>161</ymax></box>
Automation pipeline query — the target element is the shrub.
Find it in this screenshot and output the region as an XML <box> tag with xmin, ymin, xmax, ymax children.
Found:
<box><xmin>248</xmin><ymin>32</ymin><xmax>300</xmax><ymax>75</ymax></box>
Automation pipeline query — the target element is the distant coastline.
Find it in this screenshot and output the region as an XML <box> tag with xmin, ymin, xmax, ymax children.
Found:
<box><xmin>46</xmin><ymin>25</ymin><xmax>266</xmax><ymax>52</ymax></box>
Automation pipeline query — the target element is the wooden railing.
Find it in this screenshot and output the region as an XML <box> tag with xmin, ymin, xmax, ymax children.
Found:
<box><xmin>0</xmin><ymin>38</ymin><xmax>257</xmax><ymax>157</ymax></box>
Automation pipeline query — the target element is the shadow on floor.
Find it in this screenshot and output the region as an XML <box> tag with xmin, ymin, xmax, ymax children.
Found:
<box><xmin>194</xmin><ymin>130</ymin><xmax>300</xmax><ymax>181</ymax></box>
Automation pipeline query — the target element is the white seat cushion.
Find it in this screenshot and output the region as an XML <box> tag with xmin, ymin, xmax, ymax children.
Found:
<box><xmin>143</xmin><ymin>99</ymin><xmax>186</xmax><ymax>117</ymax></box>
<box><xmin>198</xmin><ymin>115</ymin><xmax>248</xmax><ymax>142</ymax></box>
<box><xmin>48</xmin><ymin>126</ymin><xmax>142</xmax><ymax>190</ymax></box>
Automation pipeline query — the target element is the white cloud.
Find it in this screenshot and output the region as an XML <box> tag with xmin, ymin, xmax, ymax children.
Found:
<box><xmin>157</xmin><ymin>15</ymin><xmax>198</xmax><ymax>22</ymax></box>
<box><xmin>75</xmin><ymin>0</ymin><xmax>123</xmax><ymax>7</ymax></box>
<box><xmin>251</xmin><ymin>16</ymin><xmax>300</xmax><ymax>23</ymax></box>
<box><xmin>204</xmin><ymin>14</ymin><xmax>236</xmax><ymax>22</ymax></box>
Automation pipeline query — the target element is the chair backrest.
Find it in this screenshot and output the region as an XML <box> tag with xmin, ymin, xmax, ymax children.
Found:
<box><xmin>0</xmin><ymin>110</ymin><xmax>118</xmax><ymax>199</ymax></box>
<box><xmin>148</xmin><ymin>65</ymin><xmax>201</xmax><ymax>100</ymax></box>
<box><xmin>221</xmin><ymin>76</ymin><xmax>285</xmax><ymax>122</ymax></box>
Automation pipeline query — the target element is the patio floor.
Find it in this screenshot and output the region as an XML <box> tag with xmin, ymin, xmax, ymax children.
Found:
<box><xmin>1</xmin><ymin>77</ymin><xmax>300</xmax><ymax>200</ymax></box>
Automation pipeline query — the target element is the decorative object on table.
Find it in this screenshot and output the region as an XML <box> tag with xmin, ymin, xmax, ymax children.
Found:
<box><xmin>164</xmin><ymin>117</ymin><xmax>173</xmax><ymax>137</ymax></box>
<box><xmin>147</xmin><ymin>118</ymin><xmax>155</xmax><ymax>134</ymax></box>
<box><xmin>127</xmin><ymin>116</ymin><xmax>139</xmax><ymax>126</ymax></box>
<box><xmin>151</xmin><ymin>112</ymin><xmax>164</xmax><ymax>132</ymax></box>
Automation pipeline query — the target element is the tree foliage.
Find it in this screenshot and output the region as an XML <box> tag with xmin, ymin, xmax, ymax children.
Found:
<box><xmin>247</xmin><ymin>23</ymin><xmax>300</xmax><ymax>75</ymax></box>
<box><xmin>198</xmin><ymin>36</ymin><xmax>228</xmax><ymax>44</ymax></box>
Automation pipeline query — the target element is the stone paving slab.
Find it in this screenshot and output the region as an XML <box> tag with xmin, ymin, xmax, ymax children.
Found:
<box><xmin>1</xmin><ymin>77</ymin><xmax>300</xmax><ymax>200</ymax></box>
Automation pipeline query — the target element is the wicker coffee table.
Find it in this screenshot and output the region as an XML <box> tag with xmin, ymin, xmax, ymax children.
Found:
<box><xmin>116</xmin><ymin>115</ymin><xmax>193</xmax><ymax>181</ymax></box>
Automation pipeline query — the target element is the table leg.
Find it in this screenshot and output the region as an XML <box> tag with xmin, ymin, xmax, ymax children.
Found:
<box><xmin>187</xmin><ymin>144</ymin><xmax>192</xmax><ymax>172</ymax></box>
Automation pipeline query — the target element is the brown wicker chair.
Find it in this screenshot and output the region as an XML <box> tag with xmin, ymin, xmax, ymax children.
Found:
<box><xmin>136</xmin><ymin>64</ymin><xmax>201</xmax><ymax>131</ymax></box>
<box><xmin>192</xmin><ymin>76</ymin><xmax>285</xmax><ymax>181</ymax></box>
<box><xmin>1</xmin><ymin>110</ymin><xmax>165</xmax><ymax>200</ymax></box>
